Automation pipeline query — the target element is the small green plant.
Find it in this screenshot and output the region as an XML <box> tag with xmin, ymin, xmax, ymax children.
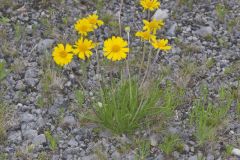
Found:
<box><xmin>0</xmin><ymin>153</ymin><xmax>7</xmax><ymax>160</ymax></box>
<box><xmin>0</xmin><ymin>16</ymin><xmax>10</xmax><ymax>25</ymax></box>
<box><xmin>206</xmin><ymin>58</ymin><xmax>216</xmax><ymax>69</ymax></box>
<box><xmin>190</xmin><ymin>87</ymin><xmax>233</xmax><ymax>145</ymax></box>
<box><xmin>0</xmin><ymin>60</ymin><xmax>8</xmax><ymax>81</ymax></box>
<box><xmin>135</xmin><ymin>139</ymin><xmax>150</xmax><ymax>160</ymax></box>
<box><xmin>75</xmin><ymin>90</ymin><xmax>85</xmax><ymax>107</ymax></box>
<box><xmin>94</xmin><ymin>79</ymin><xmax>183</xmax><ymax>134</ymax></box>
<box><xmin>225</xmin><ymin>145</ymin><xmax>233</xmax><ymax>157</ymax></box>
<box><xmin>203</xmin><ymin>34</ymin><xmax>213</xmax><ymax>41</ymax></box>
<box><xmin>215</xmin><ymin>3</ymin><xmax>228</xmax><ymax>22</ymax></box>
<box><xmin>0</xmin><ymin>101</ymin><xmax>8</xmax><ymax>143</ymax></box>
<box><xmin>159</xmin><ymin>134</ymin><xmax>183</xmax><ymax>155</ymax></box>
<box><xmin>14</xmin><ymin>22</ymin><xmax>25</xmax><ymax>43</ymax></box>
<box><xmin>38</xmin><ymin>152</ymin><xmax>48</xmax><ymax>160</ymax></box>
<box><xmin>44</xmin><ymin>130</ymin><xmax>58</xmax><ymax>151</ymax></box>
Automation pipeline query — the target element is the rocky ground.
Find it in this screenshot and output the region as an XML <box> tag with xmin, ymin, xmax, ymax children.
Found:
<box><xmin>0</xmin><ymin>0</ymin><xmax>240</xmax><ymax>159</ymax></box>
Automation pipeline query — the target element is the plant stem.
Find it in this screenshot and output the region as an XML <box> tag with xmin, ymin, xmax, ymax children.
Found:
<box><xmin>140</xmin><ymin>47</ymin><xmax>153</xmax><ymax>87</ymax></box>
<box><xmin>126</xmin><ymin>30</ymin><xmax>132</xmax><ymax>102</ymax></box>
<box><xmin>139</xmin><ymin>41</ymin><xmax>146</xmax><ymax>76</ymax></box>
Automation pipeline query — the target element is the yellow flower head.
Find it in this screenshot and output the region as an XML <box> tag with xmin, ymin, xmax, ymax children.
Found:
<box><xmin>74</xmin><ymin>18</ymin><xmax>94</xmax><ymax>36</ymax></box>
<box><xmin>103</xmin><ymin>36</ymin><xmax>129</xmax><ymax>61</ymax></box>
<box><xmin>151</xmin><ymin>39</ymin><xmax>171</xmax><ymax>51</ymax></box>
<box><xmin>135</xmin><ymin>30</ymin><xmax>156</xmax><ymax>41</ymax></box>
<box><xmin>86</xmin><ymin>14</ymin><xmax>104</xmax><ymax>29</ymax></box>
<box><xmin>143</xmin><ymin>19</ymin><xmax>164</xmax><ymax>34</ymax></box>
<box><xmin>52</xmin><ymin>44</ymin><xmax>73</xmax><ymax>66</ymax></box>
<box><xmin>74</xmin><ymin>38</ymin><xmax>95</xmax><ymax>60</ymax></box>
<box><xmin>140</xmin><ymin>0</ymin><xmax>160</xmax><ymax>11</ymax></box>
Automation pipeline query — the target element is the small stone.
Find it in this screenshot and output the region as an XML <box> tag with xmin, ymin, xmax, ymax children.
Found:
<box><xmin>188</xmin><ymin>155</ymin><xmax>198</xmax><ymax>160</ymax></box>
<box><xmin>152</xmin><ymin>9</ymin><xmax>169</xmax><ymax>20</ymax></box>
<box><xmin>112</xmin><ymin>151</ymin><xmax>121</xmax><ymax>160</ymax></box>
<box><xmin>232</xmin><ymin>148</ymin><xmax>240</xmax><ymax>157</ymax></box>
<box><xmin>22</xmin><ymin>129</ymin><xmax>38</xmax><ymax>140</ymax></box>
<box><xmin>37</xmin><ymin>39</ymin><xmax>55</xmax><ymax>53</ymax></box>
<box><xmin>32</xmin><ymin>134</ymin><xmax>46</xmax><ymax>145</ymax></box>
<box><xmin>21</xmin><ymin>113</ymin><xmax>35</xmax><ymax>122</ymax></box>
<box><xmin>206</xmin><ymin>154</ymin><xmax>214</xmax><ymax>160</ymax></box>
<box><xmin>155</xmin><ymin>153</ymin><xmax>164</xmax><ymax>160</ymax></box>
<box><xmin>150</xmin><ymin>134</ymin><xmax>158</xmax><ymax>147</ymax></box>
<box><xmin>167</xmin><ymin>22</ymin><xmax>177</xmax><ymax>36</ymax></box>
<box><xmin>62</xmin><ymin>116</ymin><xmax>77</xmax><ymax>128</ymax></box>
<box><xmin>68</xmin><ymin>139</ymin><xmax>78</xmax><ymax>147</ymax></box>
<box><xmin>184</xmin><ymin>144</ymin><xmax>190</xmax><ymax>152</ymax></box>
<box><xmin>8</xmin><ymin>131</ymin><xmax>22</xmax><ymax>143</ymax></box>
<box><xmin>196</xmin><ymin>26</ymin><xmax>213</xmax><ymax>37</ymax></box>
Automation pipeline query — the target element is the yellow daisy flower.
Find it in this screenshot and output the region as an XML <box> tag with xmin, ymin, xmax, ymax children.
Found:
<box><xmin>52</xmin><ymin>44</ymin><xmax>73</xmax><ymax>66</ymax></box>
<box><xmin>86</xmin><ymin>14</ymin><xmax>104</xmax><ymax>29</ymax></box>
<box><xmin>143</xmin><ymin>19</ymin><xmax>164</xmax><ymax>34</ymax></box>
<box><xmin>140</xmin><ymin>0</ymin><xmax>160</xmax><ymax>11</ymax></box>
<box><xmin>74</xmin><ymin>18</ymin><xmax>94</xmax><ymax>36</ymax></box>
<box><xmin>151</xmin><ymin>39</ymin><xmax>172</xmax><ymax>51</ymax></box>
<box><xmin>103</xmin><ymin>36</ymin><xmax>129</xmax><ymax>61</ymax></box>
<box><xmin>74</xmin><ymin>38</ymin><xmax>95</xmax><ymax>60</ymax></box>
<box><xmin>135</xmin><ymin>30</ymin><xmax>156</xmax><ymax>41</ymax></box>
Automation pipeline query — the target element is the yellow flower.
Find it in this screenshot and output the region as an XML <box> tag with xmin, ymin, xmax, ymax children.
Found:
<box><xmin>74</xmin><ymin>18</ymin><xmax>94</xmax><ymax>36</ymax></box>
<box><xmin>52</xmin><ymin>44</ymin><xmax>73</xmax><ymax>66</ymax></box>
<box><xmin>143</xmin><ymin>19</ymin><xmax>164</xmax><ymax>34</ymax></box>
<box><xmin>74</xmin><ymin>38</ymin><xmax>95</xmax><ymax>60</ymax></box>
<box><xmin>86</xmin><ymin>14</ymin><xmax>104</xmax><ymax>29</ymax></box>
<box><xmin>103</xmin><ymin>36</ymin><xmax>129</xmax><ymax>61</ymax></box>
<box><xmin>140</xmin><ymin>0</ymin><xmax>160</xmax><ymax>11</ymax></box>
<box><xmin>135</xmin><ymin>30</ymin><xmax>156</xmax><ymax>41</ymax></box>
<box><xmin>151</xmin><ymin>39</ymin><xmax>171</xmax><ymax>51</ymax></box>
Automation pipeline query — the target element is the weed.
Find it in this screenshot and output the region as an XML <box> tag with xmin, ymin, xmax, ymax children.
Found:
<box><xmin>0</xmin><ymin>101</ymin><xmax>8</xmax><ymax>143</ymax></box>
<box><xmin>14</xmin><ymin>22</ymin><xmax>25</xmax><ymax>43</ymax></box>
<box><xmin>203</xmin><ymin>34</ymin><xmax>213</xmax><ymax>41</ymax></box>
<box><xmin>44</xmin><ymin>130</ymin><xmax>58</xmax><ymax>151</ymax></box>
<box><xmin>0</xmin><ymin>153</ymin><xmax>7</xmax><ymax>160</ymax></box>
<box><xmin>225</xmin><ymin>145</ymin><xmax>233</xmax><ymax>157</ymax></box>
<box><xmin>135</xmin><ymin>139</ymin><xmax>150</xmax><ymax>160</ymax></box>
<box><xmin>215</xmin><ymin>3</ymin><xmax>228</xmax><ymax>22</ymax></box>
<box><xmin>38</xmin><ymin>152</ymin><xmax>48</xmax><ymax>160</ymax></box>
<box><xmin>189</xmin><ymin>87</ymin><xmax>233</xmax><ymax>145</ymax></box>
<box><xmin>206</xmin><ymin>58</ymin><xmax>216</xmax><ymax>69</ymax></box>
<box><xmin>0</xmin><ymin>16</ymin><xmax>10</xmax><ymax>25</ymax></box>
<box><xmin>94</xmin><ymin>79</ymin><xmax>184</xmax><ymax>134</ymax></box>
<box><xmin>159</xmin><ymin>134</ymin><xmax>183</xmax><ymax>155</ymax></box>
<box><xmin>75</xmin><ymin>90</ymin><xmax>85</xmax><ymax>107</ymax></box>
<box><xmin>224</xmin><ymin>60</ymin><xmax>240</xmax><ymax>75</ymax></box>
<box><xmin>0</xmin><ymin>60</ymin><xmax>8</xmax><ymax>81</ymax></box>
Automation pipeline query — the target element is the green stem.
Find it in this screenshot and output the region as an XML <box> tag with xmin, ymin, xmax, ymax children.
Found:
<box><xmin>139</xmin><ymin>41</ymin><xmax>146</xmax><ymax>76</ymax></box>
<box><xmin>140</xmin><ymin>47</ymin><xmax>153</xmax><ymax>87</ymax></box>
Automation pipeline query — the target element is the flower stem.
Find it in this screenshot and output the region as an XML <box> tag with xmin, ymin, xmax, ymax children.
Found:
<box><xmin>139</xmin><ymin>41</ymin><xmax>146</xmax><ymax>76</ymax></box>
<box><xmin>140</xmin><ymin>46</ymin><xmax>153</xmax><ymax>87</ymax></box>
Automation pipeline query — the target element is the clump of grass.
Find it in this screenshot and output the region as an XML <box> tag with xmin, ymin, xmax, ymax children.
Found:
<box><xmin>159</xmin><ymin>134</ymin><xmax>183</xmax><ymax>155</ymax></box>
<box><xmin>75</xmin><ymin>90</ymin><xmax>85</xmax><ymax>107</ymax></box>
<box><xmin>94</xmin><ymin>79</ymin><xmax>184</xmax><ymax>134</ymax></box>
<box><xmin>215</xmin><ymin>3</ymin><xmax>228</xmax><ymax>22</ymax></box>
<box><xmin>189</xmin><ymin>87</ymin><xmax>233</xmax><ymax>145</ymax></box>
<box><xmin>0</xmin><ymin>60</ymin><xmax>8</xmax><ymax>81</ymax></box>
<box><xmin>0</xmin><ymin>101</ymin><xmax>8</xmax><ymax>143</ymax></box>
<box><xmin>38</xmin><ymin>152</ymin><xmax>48</xmax><ymax>160</ymax></box>
<box><xmin>44</xmin><ymin>130</ymin><xmax>58</xmax><ymax>151</ymax></box>
<box><xmin>135</xmin><ymin>139</ymin><xmax>150</xmax><ymax>160</ymax></box>
<box><xmin>206</xmin><ymin>58</ymin><xmax>216</xmax><ymax>69</ymax></box>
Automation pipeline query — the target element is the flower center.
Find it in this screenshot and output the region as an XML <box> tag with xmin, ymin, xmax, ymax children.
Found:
<box><xmin>78</xmin><ymin>44</ymin><xmax>88</xmax><ymax>52</ymax></box>
<box><xmin>80</xmin><ymin>25</ymin><xmax>88</xmax><ymax>32</ymax></box>
<box><xmin>146</xmin><ymin>1</ymin><xmax>153</xmax><ymax>7</ymax></box>
<box><xmin>111</xmin><ymin>45</ymin><xmax>121</xmax><ymax>52</ymax></box>
<box><xmin>60</xmin><ymin>51</ymin><xmax>67</xmax><ymax>58</ymax></box>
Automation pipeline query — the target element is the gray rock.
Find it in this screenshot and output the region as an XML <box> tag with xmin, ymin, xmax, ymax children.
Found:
<box><xmin>188</xmin><ymin>155</ymin><xmax>198</xmax><ymax>160</ymax></box>
<box><xmin>22</xmin><ymin>129</ymin><xmax>38</xmax><ymax>140</ymax></box>
<box><xmin>24</xmin><ymin>68</ymin><xmax>39</xmax><ymax>87</ymax></box>
<box><xmin>8</xmin><ymin>131</ymin><xmax>22</xmax><ymax>143</ymax></box>
<box><xmin>206</xmin><ymin>154</ymin><xmax>214</xmax><ymax>160</ymax></box>
<box><xmin>15</xmin><ymin>80</ymin><xmax>25</xmax><ymax>90</ymax></box>
<box><xmin>196</xmin><ymin>26</ymin><xmax>213</xmax><ymax>37</ymax></box>
<box><xmin>152</xmin><ymin>9</ymin><xmax>169</xmax><ymax>20</ymax></box>
<box><xmin>52</xmin><ymin>155</ymin><xmax>60</xmax><ymax>160</ymax></box>
<box><xmin>150</xmin><ymin>134</ymin><xmax>158</xmax><ymax>146</ymax></box>
<box><xmin>155</xmin><ymin>153</ymin><xmax>164</xmax><ymax>160</ymax></box>
<box><xmin>112</xmin><ymin>151</ymin><xmax>121</xmax><ymax>160</ymax></box>
<box><xmin>21</xmin><ymin>113</ymin><xmax>35</xmax><ymax>123</ymax></box>
<box><xmin>37</xmin><ymin>39</ymin><xmax>55</xmax><ymax>53</ymax></box>
<box><xmin>167</xmin><ymin>23</ymin><xmax>177</xmax><ymax>36</ymax></box>
<box><xmin>32</xmin><ymin>134</ymin><xmax>46</xmax><ymax>145</ymax></box>
<box><xmin>68</xmin><ymin>139</ymin><xmax>78</xmax><ymax>147</ymax></box>
<box><xmin>62</xmin><ymin>116</ymin><xmax>77</xmax><ymax>128</ymax></box>
<box><xmin>232</xmin><ymin>148</ymin><xmax>240</xmax><ymax>157</ymax></box>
